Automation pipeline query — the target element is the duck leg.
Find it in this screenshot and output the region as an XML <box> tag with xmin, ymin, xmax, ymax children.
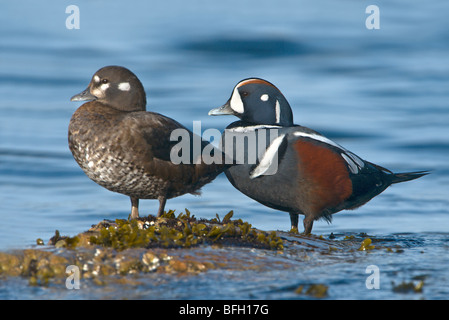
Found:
<box><xmin>289</xmin><ymin>212</ymin><xmax>299</xmax><ymax>233</ymax></box>
<box><xmin>130</xmin><ymin>197</ymin><xmax>139</xmax><ymax>219</ymax></box>
<box><xmin>157</xmin><ymin>195</ymin><xmax>167</xmax><ymax>217</ymax></box>
<box><xmin>303</xmin><ymin>216</ymin><xmax>314</xmax><ymax>235</ymax></box>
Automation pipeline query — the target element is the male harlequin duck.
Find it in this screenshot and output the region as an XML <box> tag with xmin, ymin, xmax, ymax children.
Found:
<box><xmin>69</xmin><ymin>66</ymin><xmax>225</xmax><ymax>219</ymax></box>
<box><xmin>209</xmin><ymin>78</ymin><xmax>428</xmax><ymax>234</ymax></box>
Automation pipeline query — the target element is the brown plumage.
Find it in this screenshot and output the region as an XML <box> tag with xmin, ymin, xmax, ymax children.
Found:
<box><xmin>69</xmin><ymin>66</ymin><xmax>225</xmax><ymax>219</ymax></box>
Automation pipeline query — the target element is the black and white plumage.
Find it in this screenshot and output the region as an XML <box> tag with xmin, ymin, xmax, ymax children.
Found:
<box><xmin>209</xmin><ymin>78</ymin><xmax>428</xmax><ymax>234</ymax></box>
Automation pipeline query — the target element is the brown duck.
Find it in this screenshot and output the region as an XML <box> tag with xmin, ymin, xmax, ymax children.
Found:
<box><xmin>69</xmin><ymin>66</ymin><xmax>225</xmax><ymax>219</ymax></box>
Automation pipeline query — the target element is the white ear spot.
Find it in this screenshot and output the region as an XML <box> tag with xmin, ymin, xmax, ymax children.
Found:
<box><xmin>93</xmin><ymin>75</ymin><xmax>100</xmax><ymax>83</ymax></box>
<box><xmin>118</xmin><ymin>82</ymin><xmax>131</xmax><ymax>91</ymax></box>
<box><xmin>260</xmin><ymin>94</ymin><xmax>269</xmax><ymax>101</ymax></box>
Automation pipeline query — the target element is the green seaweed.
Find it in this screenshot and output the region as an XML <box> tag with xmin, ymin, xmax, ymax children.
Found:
<box><xmin>88</xmin><ymin>210</ymin><xmax>284</xmax><ymax>250</ymax></box>
<box><xmin>392</xmin><ymin>280</ymin><xmax>424</xmax><ymax>293</ymax></box>
<box><xmin>0</xmin><ymin>212</ymin><xmax>425</xmax><ymax>296</ymax></box>
<box><xmin>295</xmin><ymin>283</ymin><xmax>329</xmax><ymax>298</ymax></box>
<box><xmin>0</xmin><ymin>211</ymin><xmax>286</xmax><ymax>286</ymax></box>
<box><xmin>358</xmin><ymin>238</ymin><xmax>375</xmax><ymax>251</ymax></box>
<box><xmin>48</xmin><ymin>230</ymin><xmax>81</xmax><ymax>249</ymax></box>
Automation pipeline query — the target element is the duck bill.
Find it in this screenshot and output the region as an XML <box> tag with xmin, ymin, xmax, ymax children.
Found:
<box><xmin>208</xmin><ymin>100</ymin><xmax>234</xmax><ymax>116</ymax></box>
<box><xmin>70</xmin><ymin>87</ymin><xmax>97</xmax><ymax>102</ymax></box>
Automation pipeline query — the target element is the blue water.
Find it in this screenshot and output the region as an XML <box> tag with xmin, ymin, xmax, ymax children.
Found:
<box><xmin>0</xmin><ymin>0</ymin><xmax>448</xmax><ymax>299</ymax></box>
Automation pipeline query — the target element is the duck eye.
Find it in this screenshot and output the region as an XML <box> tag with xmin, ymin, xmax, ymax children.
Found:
<box><xmin>241</xmin><ymin>91</ymin><xmax>249</xmax><ymax>97</ymax></box>
<box><xmin>101</xmin><ymin>78</ymin><xmax>109</xmax><ymax>84</ymax></box>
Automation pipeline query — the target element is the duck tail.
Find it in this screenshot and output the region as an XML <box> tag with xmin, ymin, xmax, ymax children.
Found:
<box><xmin>390</xmin><ymin>171</ymin><xmax>429</xmax><ymax>184</ymax></box>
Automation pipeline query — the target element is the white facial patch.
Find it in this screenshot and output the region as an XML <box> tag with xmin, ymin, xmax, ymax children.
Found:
<box><xmin>118</xmin><ymin>82</ymin><xmax>131</xmax><ymax>91</ymax></box>
<box><xmin>230</xmin><ymin>86</ymin><xmax>244</xmax><ymax>114</ymax></box>
<box><xmin>91</xmin><ymin>88</ymin><xmax>103</xmax><ymax>98</ymax></box>
<box><xmin>260</xmin><ymin>94</ymin><xmax>269</xmax><ymax>101</ymax></box>
<box><xmin>93</xmin><ymin>75</ymin><xmax>100</xmax><ymax>83</ymax></box>
<box><xmin>100</xmin><ymin>83</ymin><xmax>110</xmax><ymax>91</ymax></box>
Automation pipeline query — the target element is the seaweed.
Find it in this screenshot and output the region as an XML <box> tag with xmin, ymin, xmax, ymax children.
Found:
<box><xmin>295</xmin><ymin>283</ymin><xmax>329</xmax><ymax>298</ymax></box>
<box><xmin>358</xmin><ymin>238</ymin><xmax>375</xmax><ymax>251</ymax></box>
<box><xmin>392</xmin><ymin>280</ymin><xmax>424</xmax><ymax>293</ymax></box>
<box><xmin>88</xmin><ymin>210</ymin><xmax>284</xmax><ymax>251</ymax></box>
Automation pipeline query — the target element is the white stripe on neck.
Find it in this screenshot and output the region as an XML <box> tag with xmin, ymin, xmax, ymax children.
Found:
<box><xmin>275</xmin><ymin>99</ymin><xmax>281</xmax><ymax>124</ymax></box>
<box><xmin>227</xmin><ymin>125</ymin><xmax>282</xmax><ymax>133</ymax></box>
